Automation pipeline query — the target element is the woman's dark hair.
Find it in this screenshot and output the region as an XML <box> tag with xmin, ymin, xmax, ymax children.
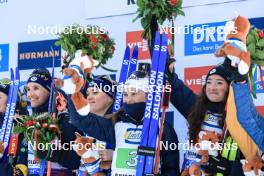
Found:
<box><xmin>106</xmin><ymin>108</ymin><xmax>125</xmax><ymax>124</ymax></box>
<box><xmin>187</xmin><ymin>85</ymin><xmax>228</xmax><ymax>143</ymax></box>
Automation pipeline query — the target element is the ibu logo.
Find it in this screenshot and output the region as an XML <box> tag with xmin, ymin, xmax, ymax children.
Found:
<box><xmin>184</xmin><ymin>21</ymin><xmax>226</xmax><ymax>56</ymax></box>
<box><xmin>207</xmin><ymin>114</ymin><xmax>219</xmax><ymax>123</ymax></box>
<box><xmin>124</xmin><ymin>128</ymin><xmax>142</xmax><ymax>144</ymax></box>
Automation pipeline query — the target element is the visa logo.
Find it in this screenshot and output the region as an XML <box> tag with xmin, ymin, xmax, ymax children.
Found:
<box><xmin>186</xmin><ymin>75</ymin><xmax>206</xmax><ymax>86</ymax></box>
<box><xmin>128</xmin><ymin>40</ymin><xmax>148</xmax><ymax>52</ymax></box>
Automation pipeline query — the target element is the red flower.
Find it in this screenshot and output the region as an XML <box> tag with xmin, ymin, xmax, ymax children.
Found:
<box><xmin>42</xmin><ymin>123</ymin><xmax>48</xmax><ymax>128</ymax></box>
<box><xmin>100</xmin><ymin>34</ymin><xmax>109</xmax><ymax>41</ymax></box>
<box><xmin>25</xmin><ymin>120</ymin><xmax>36</xmax><ymax>127</ymax></box>
<box><xmin>105</xmin><ymin>35</ymin><xmax>109</xmax><ymax>41</ymax></box>
<box><xmin>168</xmin><ymin>0</ymin><xmax>178</xmax><ymax>6</ymax></box>
<box><xmin>90</xmin><ymin>35</ymin><xmax>98</xmax><ymax>44</ymax></box>
<box><xmin>100</xmin><ymin>34</ymin><xmax>106</xmax><ymax>40</ymax></box>
<box><xmin>92</xmin><ymin>44</ymin><xmax>97</xmax><ymax>49</ymax></box>
<box><xmin>111</xmin><ymin>46</ymin><xmax>115</xmax><ymax>53</ymax></box>
<box><xmin>258</xmin><ymin>30</ymin><xmax>264</xmax><ymax>39</ymax></box>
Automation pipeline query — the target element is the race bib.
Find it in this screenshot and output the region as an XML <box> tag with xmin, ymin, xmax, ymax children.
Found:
<box><xmin>28</xmin><ymin>143</ymin><xmax>41</xmax><ymax>175</ymax></box>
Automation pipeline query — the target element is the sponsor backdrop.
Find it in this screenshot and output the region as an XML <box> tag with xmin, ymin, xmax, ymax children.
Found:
<box><xmin>0</xmin><ymin>0</ymin><xmax>263</xmax><ymax>167</ymax></box>
<box><xmin>18</xmin><ymin>39</ymin><xmax>61</xmax><ymax>70</ymax></box>
<box><xmin>0</xmin><ymin>44</ymin><xmax>9</xmax><ymax>72</ymax></box>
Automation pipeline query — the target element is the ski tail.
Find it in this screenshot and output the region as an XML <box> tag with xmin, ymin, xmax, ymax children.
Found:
<box><xmin>0</xmin><ymin>68</ymin><xmax>14</xmax><ymax>142</ymax></box>
<box><xmin>136</xmin><ymin>32</ymin><xmax>161</xmax><ymax>176</ymax></box>
<box><xmin>127</xmin><ymin>45</ymin><xmax>138</xmax><ymax>77</ymax></box>
<box><xmin>48</xmin><ymin>47</ymin><xmax>56</xmax><ymax>114</ymax></box>
<box><xmin>144</xmin><ymin>33</ymin><xmax>168</xmax><ymax>174</ymax></box>
<box><xmin>112</xmin><ymin>46</ymin><xmax>130</xmax><ymax>113</ymax></box>
<box><xmin>154</xmin><ymin>82</ymin><xmax>172</xmax><ymax>174</ymax></box>
<box><xmin>2</xmin><ymin>68</ymin><xmax>20</xmax><ymax>161</ymax></box>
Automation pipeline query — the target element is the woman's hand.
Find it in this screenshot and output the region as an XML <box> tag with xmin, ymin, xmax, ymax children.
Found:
<box><xmin>222</xmin><ymin>57</ymin><xmax>248</xmax><ymax>83</ymax></box>
<box><xmin>98</xmin><ymin>149</ymin><xmax>113</xmax><ymax>161</ymax></box>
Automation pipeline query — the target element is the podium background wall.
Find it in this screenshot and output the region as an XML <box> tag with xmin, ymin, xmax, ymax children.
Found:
<box><xmin>0</xmin><ymin>0</ymin><xmax>263</xmax><ymax>167</ymax></box>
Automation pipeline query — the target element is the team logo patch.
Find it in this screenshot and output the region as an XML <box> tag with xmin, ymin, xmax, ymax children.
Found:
<box><xmin>30</xmin><ymin>76</ymin><xmax>38</xmax><ymax>81</ymax></box>
<box><xmin>209</xmin><ymin>69</ymin><xmax>216</xmax><ymax>74</ymax></box>
<box><xmin>124</xmin><ymin>128</ymin><xmax>141</xmax><ymax>144</ymax></box>
<box><xmin>21</xmin><ymin>147</ymin><xmax>26</xmax><ymax>153</ymax></box>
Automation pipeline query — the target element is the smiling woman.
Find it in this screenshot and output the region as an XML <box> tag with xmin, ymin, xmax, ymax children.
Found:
<box><xmin>26</xmin><ymin>83</ymin><xmax>50</xmax><ymax>108</ymax></box>
<box><xmin>205</xmin><ymin>68</ymin><xmax>230</xmax><ymax>103</ymax></box>
<box><xmin>85</xmin><ymin>75</ymin><xmax>117</xmax><ymax>117</ymax></box>
<box><xmin>67</xmin><ymin>70</ymin><xmax>180</xmax><ymax>175</ymax></box>
<box><xmin>22</xmin><ymin>68</ymin><xmax>84</xmax><ymax>175</ymax></box>
<box><xmin>174</xmin><ymin>62</ymin><xmax>248</xmax><ymax>175</ymax></box>
<box><xmin>25</xmin><ymin>68</ymin><xmax>52</xmax><ymax>110</ymax></box>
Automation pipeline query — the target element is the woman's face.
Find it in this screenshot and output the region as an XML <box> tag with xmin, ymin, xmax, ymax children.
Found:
<box><xmin>123</xmin><ymin>87</ymin><xmax>146</xmax><ymax>104</ymax></box>
<box><xmin>86</xmin><ymin>87</ymin><xmax>113</xmax><ymax>116</ymax></box>
<box><xmin>26</xmin><ymin>82</ymin><xmax>50</xmax><ymax>108</ymax></box>
<box><xmin>0</xmin><ymin>91</ymin><xmax>7</xmax><ymax>113</ymax></box>
<box><xmin>205</xmin><ymin>74</ymin><xmax>228</xmax><ymax>102</ymax></box>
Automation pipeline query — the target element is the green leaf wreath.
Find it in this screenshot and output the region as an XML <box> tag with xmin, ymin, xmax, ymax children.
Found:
<box><xmin>13</xmin><ymin>113</ymin><xmax>60</xmax><ymax>148</ymax></box>
<box><xmin>246</xmin><ymin>28</ymin><xmax>264</xmax><ymax>98</ymax></box>
<box><xmin>247</xmin><ymin>28</ymin><xmax>264</xmax><ymax>66</ymax></box>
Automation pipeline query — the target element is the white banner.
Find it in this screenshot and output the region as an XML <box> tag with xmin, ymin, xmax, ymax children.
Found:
<box><xmin>85</xmin><ymin>0</ymin><xmax>137</xmax><ymax>19</ymax></box>
<box><xmin>84</xmin><ymin>0</ymin><xmax>247</xmax><ymax>19</ymax></box>
<box><xmin>184</xmin><ymin>0</ymin><xmax>247</xmax><ymax>7</ymax></box>
<box><xmin>1</xmin><ymin>0</ymin><xmax>263</xmax><ymax>168</ymax></box>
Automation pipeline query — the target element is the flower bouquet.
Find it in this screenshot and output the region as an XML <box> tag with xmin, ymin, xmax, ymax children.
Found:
<box><xmin>133</xmin><ymin>0</ymin><xmax>184</xmax><ymax>57</ymax></box>
<box><xmin>55</xmin><ymin>24</ymin><xmax>115</xmax><ymax>70</ymax></box>
<box><xmin>133</xmin><ymin>0</ymin><xmax>184</xmax><ymax>40</ymax></box>
<box><xmin>13</xmin><ymin>113</ymin><xmax>60</xmax><ymax>158</ymax></box>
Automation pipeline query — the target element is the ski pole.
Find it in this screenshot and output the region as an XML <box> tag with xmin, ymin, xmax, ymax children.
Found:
<box><xmin>154</xmin><ymin>82</ymin><xmax>171</xmax><ymax>174</ymax></box>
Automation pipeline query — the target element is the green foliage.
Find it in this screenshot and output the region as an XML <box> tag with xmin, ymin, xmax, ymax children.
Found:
<box><xmin>247</xmin><ymin>28</ymin><xmax>264</xmax><ymax>66</ymax></box>
<box><xmin>13</xmin><ymin>113</ymin><xmax>59</xmax><ymax>145</ymax></box>
<box><xmin>133</xmin><ymin>0</ymin><xmax>185</xmax><ymax>39</ymax></box>
<box><xmin>55</xmin><ymin>24</ymin><xmax>115</xmax><ymax>68</ymax></box>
